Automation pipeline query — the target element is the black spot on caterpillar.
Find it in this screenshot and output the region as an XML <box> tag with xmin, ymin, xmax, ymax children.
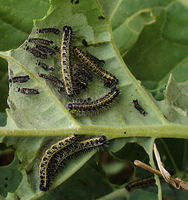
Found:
<box><xmin>16</xmin><ymin>88</ymin><xmax>40</xmax><ymax>95</ymax></box>
<box><xmin>67</xmin><ymin>87</ymin><xmax>120</xmax><ymax>114</ymax></box>
<box><xmin>36</xmin><ymin>61</ymin><xmax>55</xmax><ymax>72</ymax></box>
<box><xmin>28</xmin><ymin>38</ymin><xmax>54</xmax><ymax>45</ymax></box>
<box><xmin>60</xmin><ymin>26</ymin><xmax>74</xmax><ymax>97</ymax></box>
<box><xmin>37</xmin><ymin>27</ymin><xmax>60</xmax><ymax>35</ymax></box>
<box><xmin>132</xmin><ymin>99</ymin><xmax>147</xmax><ymax>116</ymax></box>
<box><xmin>98</xmin><ymin>16</ymin><xmax>105</xmax><ymax>20</ymax></box>
<box><xmin>39</xmin><ymin>135</ymin><xmax>107</xmax><ymax>191</ymax></box>
<box><xmin>39</xmin><ymin>134</ymin><xmax>79</xmax><ymax>191</ymax></box>
<box><xmin>73</xmin><ymin>47</ymin><xmax>118</xmax><ymax>87</ymax></box>
<box><xmin>82</xmin><ymin>39</ymin><xmax>88</xmax><ymax>47</ymax></box>
<box><xmin>25</xmin><ymin>46</ymin><xmax>47</xmax><ymax>59</ymax></box>
<box><xmin>38</xmin><ymin>73</ymin><xmax>64</xmax><ymax>91</ymax></box>
<box><xmin>35</xmin><ymin>45</ymin><xmax>56</xmax><ymax>55</ymax></box>
<box><xmin>9</xmin><ymin>75</ymin><xmax>30</xmax><ymax>83</ymax></box>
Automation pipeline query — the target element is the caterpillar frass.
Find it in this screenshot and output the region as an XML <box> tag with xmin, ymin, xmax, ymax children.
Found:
<box><xmin>28</xmin><ymin>38</ymin><xmax>54</xmax><ymax>45</ymax></box>
<box><xmin>39</xmin><ymin>134</ymin><xmax>79</xmax><ymax>191</ymax></box>
<box><xmin>67</xmin><ymin>87</ymin><xmax>120</xmax><ymax>114</ymax></box>
<box><xmin>25</xmin><ymin>46</ymin><xmax>47</xmax><ymax>59</ymax></box>
<box><xmin>36</xmin><ymin>61</ymin><xmax>55</xmax><ymax>72</ymax></box>
<box><xmin>39</xmin><ymin>135</ymin><xmax>107</xmax><ymax>191</ymax></box>
<box><xmin>132</xmin><ymin>99</ymin><xmax>147</xmax><ymax>116</ymax></box>
<box><xmin>60</xmin><ymin>26</ymin><xmax>74</xmax><ymax>97</ymax></box>
<box><xmin>16</xmin><ymin>88</ymin><xmax>40</xmax><ymax>95</ymax></box>
<box><xmin>9</xmin><ymin>75</ymin><xmax>30</xmax><ymax>83</ymax></box>
<box><xmin>35</xmin><ymin>45</ymin><xmax>56</xmax><ymax>55</ymax></box>
<box><xmin>37</xmin><ymin>27</ymin><xmax>60</xmax><ymax>35</ymax></box>
<box><xmin>73</xmin><ymin>47</ymin><xmax>118</xmax><ymax>87</ymax></box>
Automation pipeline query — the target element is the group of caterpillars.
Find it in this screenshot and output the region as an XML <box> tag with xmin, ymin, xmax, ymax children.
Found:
<box><xmin>39</xmin><ymin>134</ymin><xmax>107</xmax><ymax>191</ymax></box>
<box><xmin>10</xmin><ymin>23</ymin><xmax>148</xmax><ymax>116</ymax></box>
<box><xmin>10</xmin><ymin>25</ymin><xmax>121</xmax><ymax>115</ymax></box>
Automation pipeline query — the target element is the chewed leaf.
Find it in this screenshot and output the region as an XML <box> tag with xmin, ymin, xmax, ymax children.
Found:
<box><xmin>157</xmin><ymin>74</ymin><xmax>188</xmax><ymax>124</ymax></box>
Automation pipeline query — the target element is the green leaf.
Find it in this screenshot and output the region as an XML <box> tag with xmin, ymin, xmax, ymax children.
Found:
<box><xmin>0</xmin><ymin>0</ymin><xmax>177</xmax><ymax>136</ymax></box>
<box><xmin>108</xmin><ymin>0</ymin><xmax>188</xmax><ymax>93</ymax></box>
<box><xmin>156</xmin><ymin>75</ymin><xmax>188</xmax><ymax>124</ymax></box>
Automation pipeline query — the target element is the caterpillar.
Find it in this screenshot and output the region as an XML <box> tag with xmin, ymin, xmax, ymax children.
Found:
<box><xmin>36</xmin><ymin>61</ymin><xmax>55</xmax><ymax>72</ymax></box>
<box><xmin>39</xmin><ymin>135</ymin><xmax>107</xmax><ymax>191</ymax></box>
<box><xmin>38</xmin><ymin>71</ymin><xmax>89</xmax><ymax>95</ymax></box>
<box><xmin>37</xmin><ymin>27</ymin><xmax>60</xmax><ymax>35</ymax></box>
<box><xmin>67</xmin><ymin>87</ymin><xmax>120</xmax><ymax>114</ymax></box>
<box><xmin>39</xmin><ymin>134</ymin><xmax>79</xmax><ymax>191</ymax></box>
<box><xmin>70</xmin><ymin>64</ymin><xmax>92</xmax><ymax>94</ymax></box>
<box><xmin>9</xmin><ymin>75</ymin><xmax>30</xmax><ymax>83</ymax></box>
<box><xmin>35</xmin><ymin>44</ymin><xmax>56</xmax><ymax>55</ymax></box>
<box><xmin>72</xmin><ymin>63</ymin><xmax>93</xmax><ymax>82</ymax></box>
<box><xmin>132</xmin><ymin>99</ymin><xmax>147</xmax><ymax>116</ymax></box>
<box><xmin>38</xmin><ymin>73</ymin><xmax>65</xmax><ymax>91</ymax></box>
<box><xmin>125</xmin><ymin>176</ymin><xmax>166</xmax><ymax>192</ymax></box>
<box><xmin>28</xmin><ymin>38</ymin><xmax>54</xmax><ymax>45</ymax></box>
<box><xmin>73</xmin><ymin>47</ymin><xmax>118</xmax><ymax>87</ymax></box>
<box><xmin>125</xmin><ymin>176</ymin><xmax>156</xmax><ymax>192</ymax></box>
<box><xmin>16</xmin><ymin>88</ymin><xmax>40</xmax><ymax>95</ymax></box>
<box><xmin>25</xmin><ymin>46</ymin><xmax>47</xmax><ymax>59</ymax></box>
<box><xmin>60</xmin><ymin>25</ymin><xmax>74</xmax><ymax>97</ymax></box>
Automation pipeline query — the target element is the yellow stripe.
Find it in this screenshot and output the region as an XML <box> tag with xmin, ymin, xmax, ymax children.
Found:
<box><xmin>60</xmin><ymin>30</ymin><xmax>73</xmax><ymax>96</ymax></box>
